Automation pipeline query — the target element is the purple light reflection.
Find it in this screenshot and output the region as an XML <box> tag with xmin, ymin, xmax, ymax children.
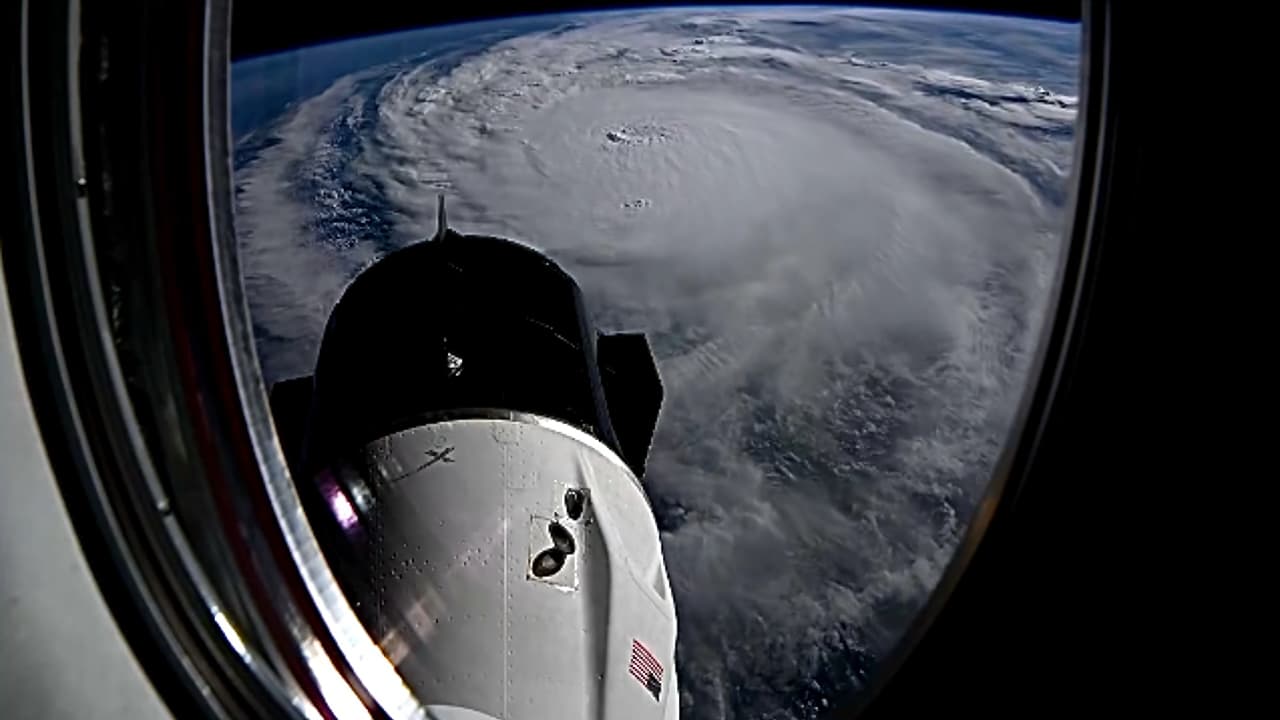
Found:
<box><xmin>317</xmin><ymin>469</ymin><xmax>362</xmax><ymax>535</ymax></box>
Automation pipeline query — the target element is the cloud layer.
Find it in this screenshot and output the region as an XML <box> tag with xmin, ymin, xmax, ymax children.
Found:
<box><xmin>233</xmin><ymin>8</ymin><xmax>1077</xmax><ymax>718</ymax></box>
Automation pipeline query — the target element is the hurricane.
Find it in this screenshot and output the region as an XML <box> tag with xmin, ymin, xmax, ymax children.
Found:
<box><xmin>232</xmin><ymin>7</ymin><xmax>1078</xmax><ymax>718</ymax></box>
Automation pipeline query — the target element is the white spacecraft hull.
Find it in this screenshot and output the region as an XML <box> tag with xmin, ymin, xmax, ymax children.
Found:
<box><xmin>327</xmin><ymin>413</ymin><xmax>679</xmax><ymax>720</ymax></box>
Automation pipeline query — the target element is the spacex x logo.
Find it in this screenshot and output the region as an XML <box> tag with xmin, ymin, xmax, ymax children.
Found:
<box><xmin>629</xmin><ymin>638</ymin><xmax>664</xmax><ymax>702</ymax></box>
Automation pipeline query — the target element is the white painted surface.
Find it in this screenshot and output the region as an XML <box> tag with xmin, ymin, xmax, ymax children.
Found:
<box><xmin>342</xmin><ymin>417</ymin><xmax>679</xmax><ymax>720</ymax></box>
<box><xmin>0</xmin><ymin>260</ymin><xmax>171</xmax><ymax>718</ymax></box>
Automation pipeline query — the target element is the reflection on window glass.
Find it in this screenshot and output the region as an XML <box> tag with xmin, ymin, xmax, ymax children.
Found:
<box><xmin>233</xmin><ymin>6</ymin><xmax>1078</xmax><ymax>719</ymax></box>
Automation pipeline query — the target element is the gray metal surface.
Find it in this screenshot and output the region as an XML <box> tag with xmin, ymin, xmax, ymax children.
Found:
<box><xmin>0</xmin><ymin>261</ymin><xmax>170</xmax><ymax>719</ymax></box>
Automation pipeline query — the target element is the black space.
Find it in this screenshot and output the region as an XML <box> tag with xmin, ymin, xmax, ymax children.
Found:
<box><xmin>231</xmin><ymin>0</ymin><xmax>1082</xmax><ymax>60</ymax></box>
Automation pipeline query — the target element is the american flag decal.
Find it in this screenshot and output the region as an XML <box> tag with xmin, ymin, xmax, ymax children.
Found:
<box><xmin>629</xmin><ymin>639</ymin><xmax>664</xmax><ymax>701</ymax></box>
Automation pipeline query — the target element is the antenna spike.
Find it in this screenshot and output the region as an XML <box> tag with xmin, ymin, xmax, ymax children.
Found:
<box><xmin>433</xmin><ymin>194</ymin><xmax>448</xmax><ymax>241</ymax></box>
